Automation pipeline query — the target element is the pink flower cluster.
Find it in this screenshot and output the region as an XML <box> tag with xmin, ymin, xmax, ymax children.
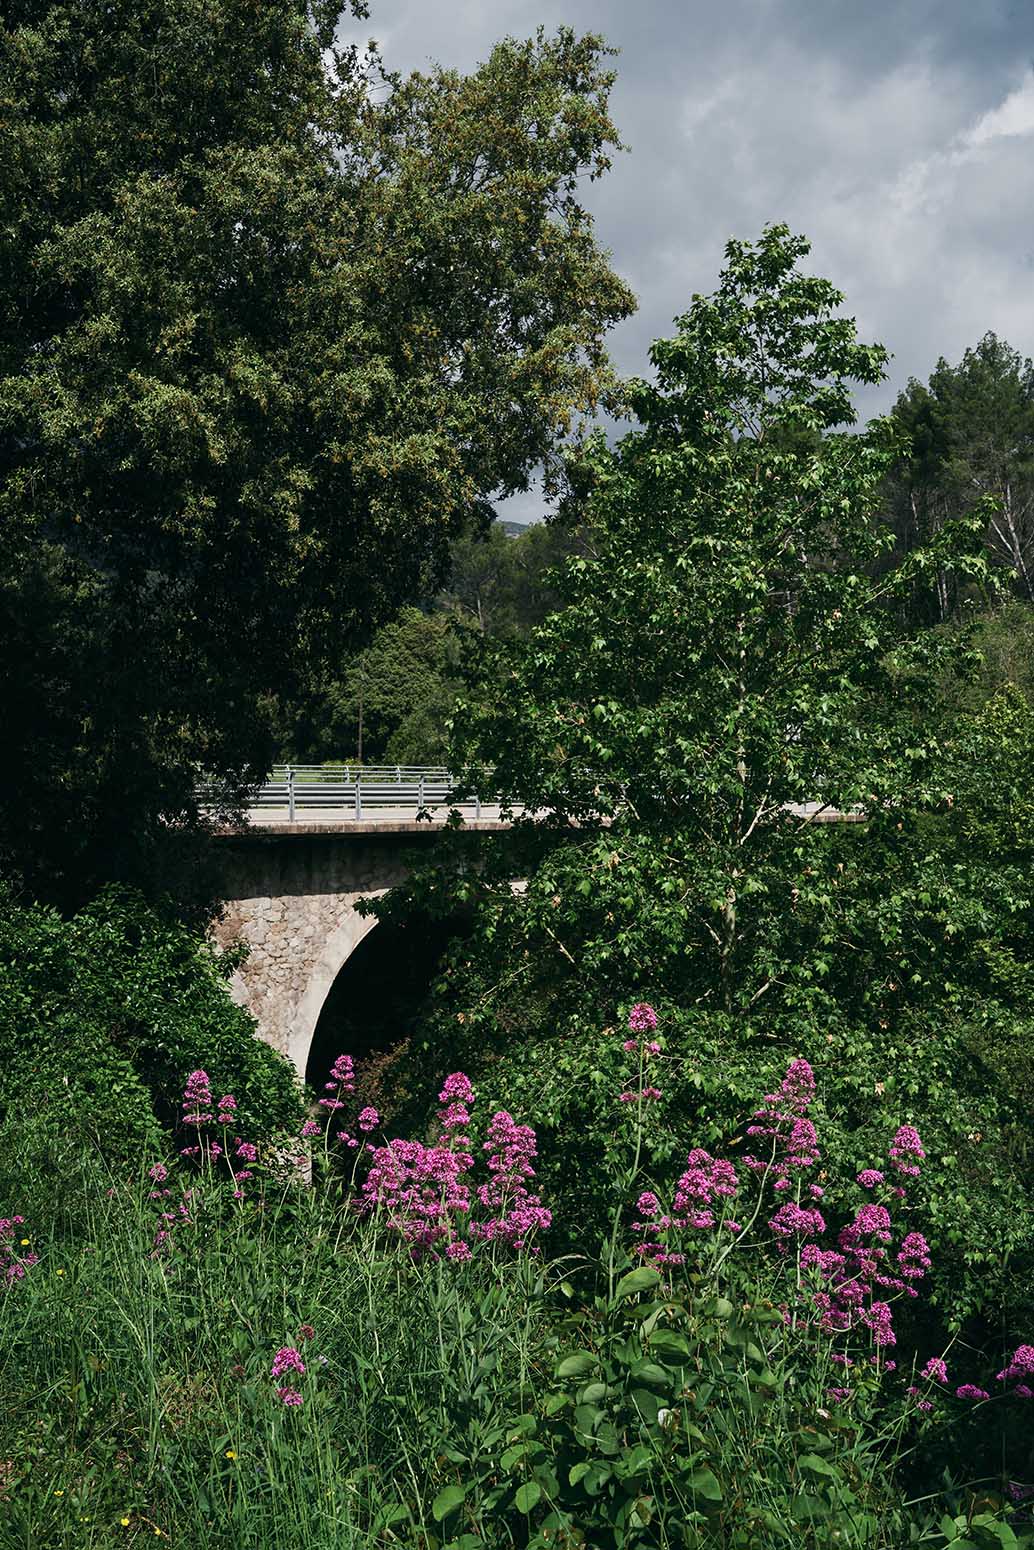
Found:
<box><xmin>921</xmin><ymin>1356</ymin><xmax>948</xmax><ymax>1385</ymax></box>
<box><xmin>471</xmin><ymin>1110</ymin><xmax>552</xmax><ymax>1249</ymax></box>
<box><xmin>620</xmin><ymin>1031</ymin><xmax>946</xmax><ymax>1371</ymax></box>
<box><xmin>359</xmin><ymin>1073</ymin><xmax>550</xmax><ymax>1259</ymax></box>
<box><xmin>804</xmin><ymin>1201</ymin><xmax>931</xmax><ymax>1349</ymax></box>
<box><xmin>632</xmin><ymin>1149</ymin><xmax>740</xmax><ymax>1265</ymax></box>
<box><xmin>889</xmin><ymin>1124</ymin><xmax>924</xmax><ymax>1180</ymax></box>
<box><xmin>271</xmin><ymin>1345</ymin><xmax>306</xmax><ymax>1408</ymax></box>
<box><xmin>319</xmin><ymin>1054</ymin><xmax>355</xmax><ymax>1113</ymax></box>
<box><xmin>152</xmin><ymin>1191</ymin><xmax>195</xmax><ymax>1256</ymax></box>
<box><xmin>628</xmin><ymin>1002</ymin><xmax>658</xmax><ymax>1034</ymax></box>
<box><xmin>179</xmin><ymin>1071</ymin><xmax>244</xmax><ymax>1184</ymax></box>
<box><xmin>997</xmin><ymin>1344</ymin><xmax>1034</xmax><ymax>1400</ymax></box>
<box><xmin>182</xmin><ymin>1069</ymin><xmax>213</xmax><ymax>1128</ymax></box>
<box><xmin>745</xmin><ymin>1058</ymin><xmax>821</xmax><ymax>1194</ymax></box>
<box><xmin>361</xmin><ymin>1135</ymin><xmax>473</xmax><ymax>1254</ymax></box>
<box><xmin>619</xmin><ymin>1002</ymin><xmax>663</xmax><ymax>1104</ymax></box>
<box><xmin>0</xmin><ymin>1217</ymin><xmax>38</xmax><ymax>1288</ymax></box>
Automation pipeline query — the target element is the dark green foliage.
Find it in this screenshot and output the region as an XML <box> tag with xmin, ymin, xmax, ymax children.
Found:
<box><xmin>0</xmin><ymin>3</ymin><xmax>633</xmax><ymax>910</ymax></box>
<box><xmin>381</xmin><ymin>226</ymin><xmax>1034</xmax><ymax>1327</ymax></box>
<box><xmin>934</xmin><ymin>600</ymin><xmax>1034</xmax><ymax>712</ymax></box>
<box><xmin>0</xmin><ymin>885</ymin><xmax>303</xmax><ymax>1158</ymax></box>
<box><xmin>438</xmin><ymin>519</ymin><xmax>580</xmax><ymax>640</ymax></box>
<box><xmin>883</xmin><ymin>332</ymin><xmax>1034</xmax><ymax>621</ymax></box>
<box><xmin>275</xmin><ymin>607</ymin><xmax>458</xmax><ymax>766</ymax></box>
<box><xmin>275</xmin><ymin>518</ymin><xmax>583</xmax><ymax>764</ymax></box>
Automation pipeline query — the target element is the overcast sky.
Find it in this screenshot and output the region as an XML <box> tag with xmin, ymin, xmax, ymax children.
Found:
<box><xmin>342</xmin><ymin>1</ymin><xmax>1034</xmax><ymax>521</ymax></box>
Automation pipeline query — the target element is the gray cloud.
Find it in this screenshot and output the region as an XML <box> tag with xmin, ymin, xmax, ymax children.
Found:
<box><xmin>342</xmin><ymin>1</ymin><xmax>1034</xmax><ymax>520</ymax></box>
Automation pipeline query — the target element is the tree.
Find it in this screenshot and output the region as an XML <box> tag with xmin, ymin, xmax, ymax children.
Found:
<box><xmin>387</xmin><ymin>227</ymin><xmax>1033</xmax><ymax>1324</ymax></box>
<box><xmin>0</xmin><ymin>2</ymin><xmax>634</xmax><ymax>910</ymax></box>
<box><xmin>273</xmin><ymin>517</ymin><xmax>584</xmax><ymax>764</ymax></box>
<box><xmin>276</xmin><ymin>606</ymin><xmax>457</xmax><ymax>766</ymax></box>
<box><xmin>439</xmin><ymin>518</ymin><xmax>579</xmax><ymax>637</ymax></box>
<box><xmin>883</xmin><ymin>333</ymin><xmax>1034</xmax><ymax>621</ymax></box>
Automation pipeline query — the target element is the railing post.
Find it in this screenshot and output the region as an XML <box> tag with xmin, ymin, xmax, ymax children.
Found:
<box><xmin>475</xmin><ymin>791</ymin><xmax>481</xmax><ymax>820</ymax></box>
<box><xmin>287</xmin><ymin>764</ymin><xmax>295</xmax><ymax>822</ymax></box>
<box><xmin>418</xmin><ymin>774</ymin><xmax>425</xmax><ymax>809</ymax></box>
<box><xmin>355</xmin><ymin>771</ymin><xmax>362</xmax><ymax>821</ymax></box>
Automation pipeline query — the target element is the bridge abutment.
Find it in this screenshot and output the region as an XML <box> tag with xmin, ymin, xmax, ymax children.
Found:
<box><xmin>211</xmin><ymin>821</ymin><xmax>503</xmax><ymax>1079</ymax></box>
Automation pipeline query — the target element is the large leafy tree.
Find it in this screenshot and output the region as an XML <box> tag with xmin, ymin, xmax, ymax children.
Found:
<box><xmin>389</xmin><ymin>228</ymin><xmax>1034</xmax><ymax>1324</ymax></box>
<box><xmin>0</xmin><ymin>1</ymin><xmax>633</xmax><ymax>909</ymax></box>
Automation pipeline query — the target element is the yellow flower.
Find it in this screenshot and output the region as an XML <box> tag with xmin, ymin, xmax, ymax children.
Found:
<box><xmin>56</xmin><ymin>1269</ymin><xmax>65</xmax><ymax>1276</ymax></box>
<box><xmin>54</xmin><ymin>1489</ymin><xmax>63</xmax><ymax>1496</ymax></box>
<box><xmin>121</xmin><ymin>1518</ymin><xmax>130</xmax><ymax>1527</ymax></box>
<box><xmin>19</xmin><ymin>1239</ymin><xmax>29</xmax><ymax>1246</ymax></box>
<box><xmin>225</xmin><ymin>1450</ymin><xmax>237</xmax><ymax>1460</ymax></box>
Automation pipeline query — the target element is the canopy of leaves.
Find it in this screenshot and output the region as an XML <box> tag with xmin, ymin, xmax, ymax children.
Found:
<box><xmin>274</xmin><ymin>518</ymin><xmax>583</xmax><ymax>763</ymax></box>
<box><xmin>0</xmin><ymin>1</ymin><xmax>634</xmax><ymax>910</ymax></box>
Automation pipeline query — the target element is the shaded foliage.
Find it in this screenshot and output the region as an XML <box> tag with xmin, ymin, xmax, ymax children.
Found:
<box><xmin>0</xmin><ymin>884</ymin><xmax>303</xmax><ymax>1162</ymax></box>
<box><xmin>882</xmin><ymin>332</ymin><xmax>1034</xmax><ymax>622</ymax></box>
<box><xmin>0</xmin><ymin>2</ymin><xmax>633</xmax><ymax>910</ymax></box>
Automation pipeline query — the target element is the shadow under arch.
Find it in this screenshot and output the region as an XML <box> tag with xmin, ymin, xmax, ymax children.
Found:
<box><xmin>304</xmin><ymin>903</ymin><xmax>468</xmax><ymax>1097</ymax></box>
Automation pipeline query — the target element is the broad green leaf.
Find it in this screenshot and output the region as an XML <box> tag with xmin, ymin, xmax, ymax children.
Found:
<box><xmin>431</xmin><ymin>1484</ymin><xmax>466</xmax><ymax>1523</ymax></box>
<box><xmin>514</xmin><ymin>1481</ymin><xmax>542</xmax><ymax>1513</ymax></box>
<box><xmin>555</xmin><ymin>1351</ymin><xmax>597</xmax><ymax>1379</ymax></box>
<box><xmin>689</xmin><ymin>1468</ymin><xmax>723</xmax><ymax>1501</ymax></box>
<box><xmin>615</xmin><ymin>1266</ymin><xmax>662</xmax><ymax>1301</ymax></box>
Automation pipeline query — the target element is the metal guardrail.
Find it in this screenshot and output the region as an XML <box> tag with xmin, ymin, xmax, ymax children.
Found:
<box><xmin>251</xmin><ymin>765</ymin><xmax>487</xmax><ymax>822</ymax></box>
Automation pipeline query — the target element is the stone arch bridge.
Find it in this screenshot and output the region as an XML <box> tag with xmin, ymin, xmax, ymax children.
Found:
<box><xmin>211</xmin><ymin>817</ymin><xmax>508</xmax><ymax>1082</ymax></box>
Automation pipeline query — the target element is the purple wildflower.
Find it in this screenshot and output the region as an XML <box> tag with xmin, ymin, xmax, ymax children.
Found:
<box><xmin>271</xmin><ymin>1347</ymin><xmax>306</xmax><ymax>1379</ymax></box>
<box><xmin>628</xmin><ymin>1003</ymin><xmax>658</xmax><ymax>1034</ymax></box>
<box><xmin>889</xmin><ymin>1125</ymin><xmax>924</xmax><ymax>1179</ymax></box>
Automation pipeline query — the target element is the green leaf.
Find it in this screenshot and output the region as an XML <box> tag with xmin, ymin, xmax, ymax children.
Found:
<box><xmin>615</xmin><ymin>1266</ymin><xmax>662</xmax><ymax>1301</ymax></box>
<box><xmin>798</xmin><ymin>1453</ymin><xmax>839</xmax><ymax>1479</ymax></box>
<box><xmin>431</xmin><ymin>1484</ymin><xmax>466</xmax><ymax>1523</ymax></box>
<box><xmin>628</xmin><ymin>1360</ymin><xmax>671</xmax><ymax>1388</ymax></box>
<box><xmin>556</xmin><ymin>1352</ymin><xmax>598</xmax><ymax>1379</ymax></box>
<box><xmin>647</xmin><ymin>1330</ymin><xmax>691</xmax><ymax>1363</ymax></box>
<box><xmin>514</xmin><ymin>1481</ymin><xmax>542</xmax><ymax>1514</ymax></box>
<box><xmin>689</xmin><ymin>1468</ymin><xmax>723</xmax><ymax>1501</ymax></box>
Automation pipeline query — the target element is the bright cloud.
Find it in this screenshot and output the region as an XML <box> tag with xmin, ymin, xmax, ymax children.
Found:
<box><xmin>344</xmin><ymin>1</ymin><xmax>1034</xmax><ymax>516</ymax></box>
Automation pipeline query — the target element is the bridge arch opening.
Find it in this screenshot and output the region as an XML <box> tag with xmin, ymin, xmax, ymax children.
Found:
<box><xmin>304</xmin><ymin>909</ymin><xmax>467</xmax><ymax>1109</ymax></box>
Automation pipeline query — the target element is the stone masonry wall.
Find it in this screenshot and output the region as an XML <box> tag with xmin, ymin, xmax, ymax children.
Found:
<box><xmin>210</xmin><ymin>826</ymin><xmax>494</xmax><ymax>1079</ymax></box>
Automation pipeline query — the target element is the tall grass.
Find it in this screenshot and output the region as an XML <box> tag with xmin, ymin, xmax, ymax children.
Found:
<box><xmin>0</xmin><ymin>1128</ymin><xmax>555</xmax><ymax>1548</ymax></box>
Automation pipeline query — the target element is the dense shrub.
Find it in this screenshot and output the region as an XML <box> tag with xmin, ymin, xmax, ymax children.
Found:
<box><xmin>379</xmin><ymin>229</ymin><xmax>1034</xmax><ymax>1338</ymax></box>
<box><xmin>0</xmin><ymin>885</ymin><xmax>303</xmax><ymax>1163</ymax></box>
